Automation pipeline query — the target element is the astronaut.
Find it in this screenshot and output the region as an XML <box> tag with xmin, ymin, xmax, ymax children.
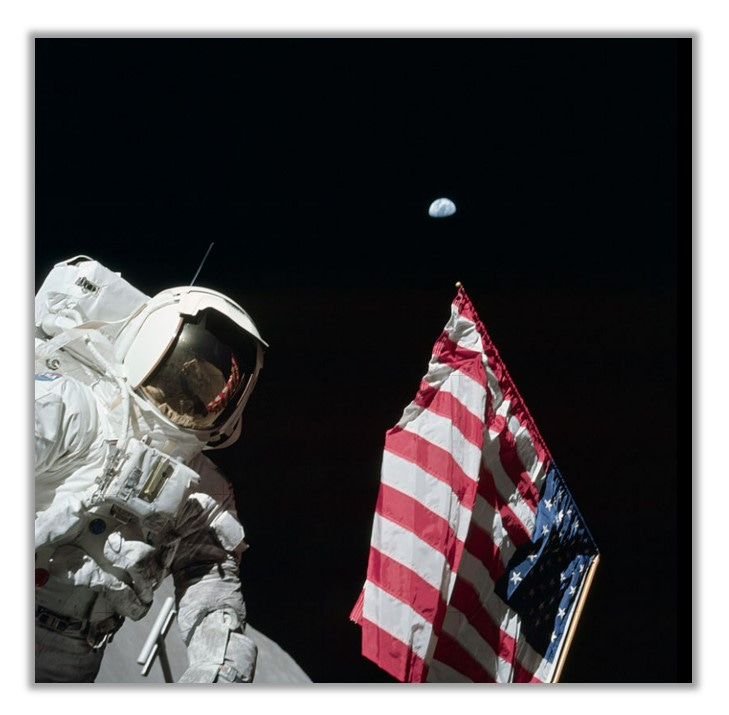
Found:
<box><xmin>34</xmin><ymin>256</ymin><xmax>266</xmax><ymax>683</ymax></box>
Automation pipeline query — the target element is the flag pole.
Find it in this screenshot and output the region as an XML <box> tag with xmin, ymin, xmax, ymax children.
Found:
<box><xmin>553</xmin><ymin>554</ymin><xmax>601</xmax><ymax>683</ymax></box>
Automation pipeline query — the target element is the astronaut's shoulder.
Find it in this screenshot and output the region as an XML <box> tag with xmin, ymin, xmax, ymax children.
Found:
<box><xmin>35</xmin><ymin>370</ymin><xmax>78</xmax><ymax>398</ymax></box>
<box><xmin>189</xmin><ymin>453</ymin><xmax>234</xmax><ymax>497</ymax></box>
<box><xmin>34</xmin><ymin>370</ymin><xmax>99</xmax><ymax>421</ymax></box>
<box><xmin>189</xmin><ymin>452</ymin><xmax>224</xmax><ymax>477</ymax></box>
<box><xmin>176</xmin><ymin>454</ymin><xmax>237</xmax><ymax>526</ymax></box>
<box><xmin>34</xmin><ymin>370</ymin><xmax>91</xmax><ymax>397</ymax></box>
<box><xmin>34</xmin><ymin>371</ymin><xmax>102</xmax><ymax>475</ymax></box>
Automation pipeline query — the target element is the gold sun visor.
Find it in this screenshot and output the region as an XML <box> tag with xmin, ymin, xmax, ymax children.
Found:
<box><xmin>140</xmin><ymin>309</ymin><xmax>259</xmax><ymax>431</ymax></box>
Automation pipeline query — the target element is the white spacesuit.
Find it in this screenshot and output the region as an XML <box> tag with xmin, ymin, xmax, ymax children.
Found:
<box><xmin>34</xmin><ymin>256</ymin><xmax>266</xmax><ymax>683</ymax></box>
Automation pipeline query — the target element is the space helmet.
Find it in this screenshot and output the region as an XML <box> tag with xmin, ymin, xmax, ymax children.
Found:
<box><xmin>113</xmin><ymin>286</ymin><xmax>267</xmax><ymax>448</ymax></box>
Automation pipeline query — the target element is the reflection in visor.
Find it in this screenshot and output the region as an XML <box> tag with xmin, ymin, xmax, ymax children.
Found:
<box><xmin>205</xmin><ymin>354</ymin><xmax>240</xmax><ymax>413</ymax></box>
<box><xmin>139</xmin><ymin>311</ymin><xmax>256</xmax><ymax>431</ymax></box>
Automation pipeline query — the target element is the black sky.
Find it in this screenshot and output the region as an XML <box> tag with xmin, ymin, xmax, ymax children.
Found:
<box><xmin>34</xmin><ymin>37</ymin><xmax>688</xmax><ymax>683</ymax></box>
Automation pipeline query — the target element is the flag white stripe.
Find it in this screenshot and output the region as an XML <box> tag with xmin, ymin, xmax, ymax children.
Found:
<box><xmin>437</xmin><ymin>369</ymin><xmax>487</xmax><ymax>420</ymax></box>
<box><xmin>403</xmin><ymin>410</ymin><xmax>482</xmax><ymax>481</ymax></box>
<box><xmin>356</xmin><ymin>289</ymin><xmax>595</xmax><ymax>683</ymax></box>
<box><xmin>417</xmin><ymin>361</ymin><xmax>487</xmax><ymax>421</ymax></box>
<box><xmin>510</xmin><ymin>417</ymin><xmax>548</xmax><ymax>491</ymax></box>
<box><xmin>484</xmin><ymin>355</ymin><xmax>547</xmax><ymax>495</ymax></box>
<box><xmin>483</xmin><ymin>434</ymin><xmax>538</xmax><ymax>536</ymax></box>
<box><xmin>440</xmin><ymin>606</ymin><xmax>518</xmax><ymax>682</ymax></box>
<box><xmin>371</xmin><ymin>513</ymin><xmax>452</xmax><ymax>595</ymax></box>
<box><xmin>381</xmin><ymin>451</ymin><xmax>473</xmax><ymax>543</ymax></box>
<box><xmin>470</xmin><ymin>493</ymin><xmax>517</xmax><ymax>568</ymax></box>
<box><xmin>457</xmin><ymin>547</ymin><xmax>554</xmax><ymax>680</ymax></box>
<box><xmin>426</xmin><ymin>657</ymin><xmax>474</xmax><ymax>683</ymax></box>
<box><xmin>483</xmin><ymin>352</ymin><xmax>506</xmax><ymax>410</ymax></box>
<box><xmin>486</xmin><ymin>400</ymin><xmax>544</xmax><ymax>503</ymax></box>
<box><xmin>395</xmin><ymin>359</ymin><xmax>455</xmax><ymax>429</ymax></box>
<box><xmin>447</xmin><ymin>313</ymin><xmax>483</xmax><ymax>352</ymax></box>
<box><xmin>362</xmin><ymin>581</ymin><xmax>433</xmax><ymax>660</ymax></box>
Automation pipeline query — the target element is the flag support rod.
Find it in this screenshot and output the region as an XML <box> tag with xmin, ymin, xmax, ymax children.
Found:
<box><xmin>553</xmin><ymin>554</ymin><xmax>601</xmax><ymax>683</ymax></box>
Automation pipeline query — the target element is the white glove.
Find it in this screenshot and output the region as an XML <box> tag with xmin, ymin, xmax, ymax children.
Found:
<box><xmin>51</xmin><ymin>541</ymin><xmax>154</xmax><ymax>621</ymax></box>
<box><xmin>36</xmin><ymin>494</ymin><xmax>163</xmax><ymax>621</ymax></box>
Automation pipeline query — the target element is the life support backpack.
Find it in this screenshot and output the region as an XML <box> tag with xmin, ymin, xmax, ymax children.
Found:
<box><xmin>35</xmin><ymin>255</ymin><xmax>150</xmax><ymax>340</ymax></box>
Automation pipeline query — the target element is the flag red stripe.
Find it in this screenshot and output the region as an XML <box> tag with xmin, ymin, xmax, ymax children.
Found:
<box><xmin>513</xmin><ymin>661</ymin><xmax>544</xmax><ymax>683</ymax></box>
<box><xmin>486</xmin><ymin>411</ymin><xmax>540</xmax><ymax>513</ymax></box>
<box><xmin>448</xmin><ymin>578</ymin><xmax>513</xmax><ymax>663</ymax></box>
<box><xmin>453</xmin><ymin>290</ymin><xmax>481</xmax><ymax>327</ymax></box>
<box><xmin>360</xmin><ymin>618</ymin><xmax>427</xmax><ymax>682</ymax></box>
<box><xmin>448</xmin><ymin>577</ymin><xmax>541</xmax><ymax>682</ymax></box>
<box><xmin>349</xmin><ymin>590</ymin><xmax>364</xmax><ymax>624</ymax></box>
<box><xmin>375</xmin><ymin>485</ymin><xmax>462</xmax><ymax>569</ymax></box>
<box><xmin>412</xmin><ymin>386</ymin><xmax>484</xmax><ymax>448</ymax></box>
<box><xmin>365</xmin><ymin>548</ymin><xmax>443</xmax><ymax>624</ymax></box>
<box><xmin>482</xmin><ymin>345</ymin><xmax>550</xmax><ymax>466</ymax></box>
<box><xmin>384</xmin><ymin>427</ymin><xmax>478</xmax><ymax>508</ymax></box>
<box><xmin>457</xmin><ymin>285</ymin><xmax>550</xmax><ymax>467</ymax></box>
<box><xmin>461</xmin><ymin>517</ymin><xmax>507</xmax><ymax>583</ymax></box>
<box><xmin>354</xmin><ymin>287</ymin><xmax>576</xmax><ymax>683</ymax></box>
<box><xmin>433</xmin><ymin>335</ymin><xmax>487</xmax><ymax>387</ymax></box>
<box><xmin>477</xmin><ymin>463</ymin><xmax>533</xmax><ymax>548</ymax></box>
<box><xmin>375</xmin><ymin>483</ymin><xmax>465</xmax><ymax>572</ymax></box>
<box><xmin>430</xmin><ymin>630</ymin><xmax>497</xmax><ymax>683</ymax></box>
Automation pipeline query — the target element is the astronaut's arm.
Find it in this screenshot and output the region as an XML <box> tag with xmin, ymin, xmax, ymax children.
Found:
<box><xmin>170</xmin><ymin>463</ymin><xmax>257</xmax><ymax>683</ymax></box>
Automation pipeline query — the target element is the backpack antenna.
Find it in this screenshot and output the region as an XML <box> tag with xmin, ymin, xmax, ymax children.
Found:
<box><xmin>190</xmin><ymin>242</ymin><xmax>215</xmax><ymax>286</ymax></box>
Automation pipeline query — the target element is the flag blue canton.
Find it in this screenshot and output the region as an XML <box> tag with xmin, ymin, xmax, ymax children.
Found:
<box><xmin>495</xmin><ymin>464</ymin><xmax>599</xmax><ymax>662</ymax></box>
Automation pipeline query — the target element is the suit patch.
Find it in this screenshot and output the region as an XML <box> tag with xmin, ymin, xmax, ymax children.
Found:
<box><xmin>35</xmin><ymin>372</ymin><xmax>62</xmax><ymax>381</ymax></box>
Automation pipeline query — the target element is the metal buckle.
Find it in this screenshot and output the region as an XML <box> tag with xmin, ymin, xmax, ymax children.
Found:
<box><xmin>216</xmin><ymin>664</ymin><xmax>244</xmax><ymax>683</ymax></box>
<box><xmin>88</xmin><ymin>630</ymin><xmax>112</xmax><ymax>651</ymax></box>
<box><xmin>87</xmin><ymin>614</ymin><xmax>125</xmax><ymax>650</ymax></box>
<box><xmin>36</xmin><ymin>607</ymin><xmax>82</xmax><ymax>634</ymax></box>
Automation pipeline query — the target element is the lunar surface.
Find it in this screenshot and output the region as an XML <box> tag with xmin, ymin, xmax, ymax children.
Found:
<box><xmin>96</xmin><ymin>577</ymin><xmax>311</xmax><ymax>684</ymax></box>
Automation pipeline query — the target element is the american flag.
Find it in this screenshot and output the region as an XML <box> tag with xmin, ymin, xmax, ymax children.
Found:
<box><xmin>350</xmin><ymin>285</ymin><xmax>599</xmax><ymax>683</ymax></box>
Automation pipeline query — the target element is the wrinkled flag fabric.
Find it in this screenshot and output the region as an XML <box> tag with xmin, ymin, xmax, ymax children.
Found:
<box><xmin>350</xmin><ymin>286</ymin><xmax>599</xmax><ymax>683</ymax></box>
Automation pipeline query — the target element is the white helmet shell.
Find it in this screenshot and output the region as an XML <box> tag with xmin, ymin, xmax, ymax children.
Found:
<box><xmin>114</xmin><ymin>286</ymin><xmax>267</xmax><ymax>448</ymax></box>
